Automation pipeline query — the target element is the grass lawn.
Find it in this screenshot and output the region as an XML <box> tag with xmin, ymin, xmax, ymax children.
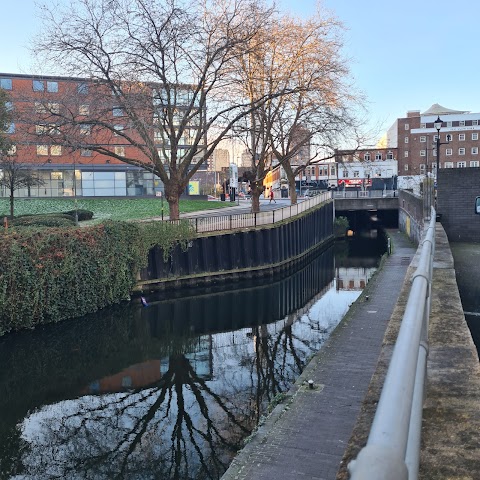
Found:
<box><xmin>0</xmin><ymin>197</ymin><xmax>233</xmax><ymax>222</ymax></box>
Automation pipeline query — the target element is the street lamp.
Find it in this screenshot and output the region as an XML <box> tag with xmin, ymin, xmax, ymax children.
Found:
<box><xmin>433</xmin><ymin>115</ymin><xmax>450</xmax><ymax>211</ymax></box>
<box><xmin>434</xmin><ymin>116</ymin><xmax>443</xmax><ymax>174</ymax></box>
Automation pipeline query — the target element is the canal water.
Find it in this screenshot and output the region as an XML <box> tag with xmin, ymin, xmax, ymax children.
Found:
<box><xmin>0</xmin><ymin>234</ymin><xmax>387</xmax><ymax>480</ymax></box>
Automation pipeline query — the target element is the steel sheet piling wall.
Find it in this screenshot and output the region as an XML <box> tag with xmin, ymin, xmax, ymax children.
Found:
<box><xmin>139</xmin><ymin>202</ymin><xmax>334</xmax><ymax>291</ymax></box>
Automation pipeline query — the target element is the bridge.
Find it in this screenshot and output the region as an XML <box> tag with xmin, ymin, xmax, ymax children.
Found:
<box><xmin>333</xmin><ymin>189</ymin><xmax>399</xmax><ymax>211</ymax></box>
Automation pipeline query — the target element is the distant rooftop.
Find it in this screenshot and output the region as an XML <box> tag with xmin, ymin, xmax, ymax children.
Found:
<box><xmin>421</xmin><ymin>103</ymin><xmax>470</xmax><ymax>116</ymax></box>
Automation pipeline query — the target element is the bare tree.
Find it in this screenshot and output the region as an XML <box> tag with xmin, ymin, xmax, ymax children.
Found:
<box><xmin>0</xmin><ymin>91</ymin><xmax>45</xmax><ymax>217</ymax></box>
<box><xmin>0</xmin><ymin>154</ymin><xmax>45</xmax><ymax>218</ymax></box>
<box><xmin>31</xmin><ymin>0</ymin><xmax>281</xmax><ymax>219</ymax></box>
<box><xmin>231</xmin><ymin>7</ymin><xmax>371</xmax><ymax>209</ymax></box>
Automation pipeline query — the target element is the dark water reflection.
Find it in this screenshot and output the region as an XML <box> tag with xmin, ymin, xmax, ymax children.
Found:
<box><xmin>0</xmin><ymin>237</ymin><xmax>386</xmax><ymax>479</ymax></box>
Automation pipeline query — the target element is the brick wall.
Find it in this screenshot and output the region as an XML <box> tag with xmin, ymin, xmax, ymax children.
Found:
<box><xmin>437</xmin><ymin>168</ymin><xmax>480</xmax><ymax>243</ymax></box>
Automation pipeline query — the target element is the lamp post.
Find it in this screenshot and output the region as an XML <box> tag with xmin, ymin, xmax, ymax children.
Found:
<box><xmin>434</xmin><ymin>116</ymin><xmax>443</xmax><ymax>175</ymax></box>
<box><xmin>433</xmin><ymin>116</ymin><xmax>450</xmax><ymax>209</ymax></box>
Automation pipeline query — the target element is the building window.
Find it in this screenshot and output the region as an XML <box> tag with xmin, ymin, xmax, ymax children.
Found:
<box><xmin>420</xmin><ymin>123</ymin><xmax>426</xmax><ymax>128</ymax></box>
<box><xmin>78</xmin><ymin>83</ymin><xmax>88</xmax><ymax>94</ymax></box>
<box><xmin>6</xmin><ymin>123</ymin><xmax>15</xmax><ymax>134</ymax></box>
<box><xmin>48</xmin><ymin>103</ymin><xmax>60</xmax><ymax>114</ymax></box>
<box><xmin>353</xmin><ymin>170</ymin><xmax>359</xmax><ymax>177</ymax></box>
<box><xmin>50</xmin><ymin>145</ymin><xmax>62</xmax><ymax>156</ymax></box>
<box><xmin>5</xmin><ymin>101</ymin><xmax>13</xmax><ymax>111</ymax></box>
<box><xmin>457</xmin><ymin>161</ymin><xmax>466</xmax><ymax>168</ymax></box>
<box><xmin>433</xmin><ymin>134</ymin><xmax>439</xmax><ymax>141</ymax></box>
<box><xmin>444</xmin><ymin>162</ymin><xmax>454</xmax><ymax>168</ymax></box>
<box><xmin>37</xmin><ymin>145</ymin><xmax>49</xmax><ymax>155</ymax></box>
<box><xmin>79</xmin><ymin>105</ymin><xmax>90</xmax><ymax>116</ymax></box>
<box><xmin>446</xmin><ymin>121</ymin><xmax>452</xmax><ymax>127</ymax></box>
<box><xmin>36</xmin><ymin>124</ymin><xmax>47</xmax><ymax>135</ymax></box>
<box><xmin>34</xmin><ymin>102</ymin><xmax>46</xmax><ymax>114</ymax></box>
<box><xmin>81</xmin><ymin>149</ymin><xmax>92</xmax><ymax>157</ymax></box>
<box><xmin>420</xmin><ymin>136</ymin><xmax>426</xmax><ymax>142</ymax></box>
<box><xmin>80</xmin><ymin>124</ymin><xmax>91</xmax><ymax>136</ymax></box>
<box><xmin>470</xmin><ymin>160</ymin><xmax>479</xmax><ymax>167</ymax></box>
<box><xmin>404</xmin><ymin>151</ymin><xmax>409</xmax><ymax>158</ymax></box>
<box><xmin>364</xmin><ymin>153</ymin><xmax>370</xmax><ymax>161</ymax></box>
<box><xmin>473</xmin><ymin>120</ymin><xmax>478</xmax><ymax>126</ymax></box>
<box><xmin>420</xmin><ymin>150</ymin><xmax>426</xmax><ymax>157</ymax></box>
<box><xmin>47</xmin><ymin>81</ymin><xmax>58</xmax><ymax>93</ymax></box>
<box><xmin>459</xmin><ymin>133</ymin><xmax>465</xmax><ymax>141</ymax></box>
<box><xmin>458</xmin><ymin>148</ymin><xmax>465</xmax><ymax>155</ymax></box>
<box><xmin>472</xmin><ymin>133</ymin><xmax>478</xmax><ymax>141</ymax></box>
<box><xmin>446</xmin><ymin>148</ymin><xmax>452</xmax><ymax>156</ymax></box>
<box><xmin>7</xmin><ymin>145</ymin><xmax>16</xmax><ymax>155</ymax></box>
<box><xmin>404</xmin><ymin>164</ymin><xmax>409</xmax><ymax>171</ymax></box>
<box><xmin>459</xmin><ymin>120</ymin><xmax>465</xmax><ymax>126</ymax></box>
<box><xmin>0</xmin><ymin>78</ymin><xmax>12</xmax><ymax>90</ymax></box>
<box><xmin>404</xmin><ymin>137</ymin><xmax>409</xmax><ymax>143</ymax></box>
<box><xmin>375</xmin><ymin>153</ymin><xmax>382</xmax><ymax>160</ymax></box>
<box><xmin>404</xmin><ymin>123</ymin><xmax>409</xmax><ymax>130</ymax></box>
<box><xmin>472</xmin><ymin>147</ymin><xmax>478</xmax><ymax>155</ymax></box>
<box><xmin>387</xmin><ymin>151</ymin><xmax>393</xmax><ymax>159</ymax></box>
<box><xmin>33</xmin><ymin>80</ymin><xmax>44</xmax><ymax>92</ymax></box>
<box><xmin>113</xmin><ymin>107</ymin><xmax>123</xmax><ymax>117</ymax></box>
<box><xmin>114</xmin><ymin>125</ymin><xmax>124</xmax><ymax>136</ymax></box>
<box><xmin>420</xmin><ymin>164</ymin><xmax>426</xmax><ymax>173</ymax></box>
<box><xmin>115</xmin><ymin>146</ymin><xmax>125</xmax><ymax>157</ymax></box>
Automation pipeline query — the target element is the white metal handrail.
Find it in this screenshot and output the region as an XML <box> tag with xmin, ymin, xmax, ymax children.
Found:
<box><xmin>348</xmin><ymin>208</ymin><xmax>436</xmax><ymax>480</ymax></box>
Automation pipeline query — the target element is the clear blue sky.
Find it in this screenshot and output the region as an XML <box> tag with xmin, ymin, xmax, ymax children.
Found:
<box><xmin>2</xmin><ymin>0</ymin><xmax>480</xmax><ymax>142</ymax></box>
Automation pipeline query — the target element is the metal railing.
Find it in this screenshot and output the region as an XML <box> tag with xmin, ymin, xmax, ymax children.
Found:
<box><xmin>348</xmin><ymin>209</ymin><xmax>436</xmax><ymax>480</ymax></box>
<box><xmin>176</xmin><ymin>191</ymin><xmax>331</xmax><ymax>234</ymax></box>
<box><xmin>333</xmin><ymin>189</ymin><xmax>398</xmax><ymax>199</ymax></box>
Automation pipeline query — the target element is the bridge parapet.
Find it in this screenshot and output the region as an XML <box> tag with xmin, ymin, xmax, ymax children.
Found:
<box><xmin>334</xmin><ymin>190</ymin><xmax>399</xmax><ymax>211</ymax></box>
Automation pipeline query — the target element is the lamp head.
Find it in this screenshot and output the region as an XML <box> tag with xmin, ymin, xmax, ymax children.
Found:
<box><xmin>434</xmin><ymin>116</ymin><xmax>443</xmax><ymax>132</ymax></box>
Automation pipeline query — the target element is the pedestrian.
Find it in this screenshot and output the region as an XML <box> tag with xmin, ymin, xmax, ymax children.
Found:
<box><xmin>269</xmin><ymin>189</ymin><xmax>276</xmax><ymax>204</ymax></box>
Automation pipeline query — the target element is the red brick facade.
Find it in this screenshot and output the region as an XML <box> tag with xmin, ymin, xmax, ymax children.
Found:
<box><xmin>392</xmin><ymin>106</ymin><xmax>480</xmax><ymax>178</ymax></box>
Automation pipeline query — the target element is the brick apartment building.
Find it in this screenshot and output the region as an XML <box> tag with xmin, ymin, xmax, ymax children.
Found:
<box><xmin>387</xmin><ymin>103</ymin><xmax>480</xmax><ymax>188</ymax></box>
<box><xmin>0</xmin><ymin>72</ymin><xmax>205</xmax><ymax>198</ymax></box>
<box><xmin>334</xmin><ymin>147</ymin><xmax>398</xmax><ymax>190</ymax></box>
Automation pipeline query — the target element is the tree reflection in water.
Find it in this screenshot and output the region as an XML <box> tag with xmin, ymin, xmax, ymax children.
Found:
<box><xmin>18</xmin><ymin>352</ymin><xmax>252</xmax><ymax>479</ymax></box>
<box><xmin>0</xmin><ymin>245</ymin><xmax>383</xmax><ymax>479</ymax></box>
<box><xmin>16</xmin><ymin>312</ymin><xmax>339</xmax><ymax>479</ymax></box>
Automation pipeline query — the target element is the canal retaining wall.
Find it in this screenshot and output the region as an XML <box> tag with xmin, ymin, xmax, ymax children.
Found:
<box><xmin>398</xmin><ymin>190</ymin><xmax>425</xmax><ymax>244</ymax></box>
<box><xmin>136</xmin><ymin>201</ymin><xmax>334</xmax><ymax>292</ymax></box>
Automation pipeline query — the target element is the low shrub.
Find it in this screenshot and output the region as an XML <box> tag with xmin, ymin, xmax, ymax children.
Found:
<box><xmin>10</xmin><ymin>214</ymin><xmax>76</xmax><ymax>228</ymax></box>
<box><xmin>0</xmin><ymin>220</ymin><xmax>194</xmax><ymax>335</ymax></box>
<box><xmin>63</xmin><ymin>209</ymin><xmax>94</xmax><ymax>221</ymax></box>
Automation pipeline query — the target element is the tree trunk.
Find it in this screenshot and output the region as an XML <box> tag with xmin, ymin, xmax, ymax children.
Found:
<box><xmin>167</xmin><ymin>198</ymin><xmax>180</xmax><ymax>221</ymax></box>
<box><xmin>289</xmin><ymin>182</ymin><xmax>298</xmax><ymax>205</ymax></box>
<box><xmin>9</xmin><ymin>190</ymin><xmax>14</xmax><ymax>218</ymax></box>
<box><xmin>251</xmin><ymin>191</ymin><xmax>261</xmax><ymax>213</ymax></box>
<box><xmin>164</xmin><ymin>175</ymin><xmax>186</xmax><ymax>221</ymax></box>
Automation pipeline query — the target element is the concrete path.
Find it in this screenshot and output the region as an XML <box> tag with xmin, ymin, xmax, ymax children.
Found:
<box><xmin>222</xmin><ymin>231</ymin><xmax>416</xmax><ymax>480</ymax></box>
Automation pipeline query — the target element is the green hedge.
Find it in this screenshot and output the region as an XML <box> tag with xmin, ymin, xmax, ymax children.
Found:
<box><xmin>0</xmin><ymin>220</ymin><xmax>193</xmax><ymax>336</ymax></box>
<box><xmin>10</xmin><ymin>214</ymin><xmax>76</xmax><ymax>228</ymax></box>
